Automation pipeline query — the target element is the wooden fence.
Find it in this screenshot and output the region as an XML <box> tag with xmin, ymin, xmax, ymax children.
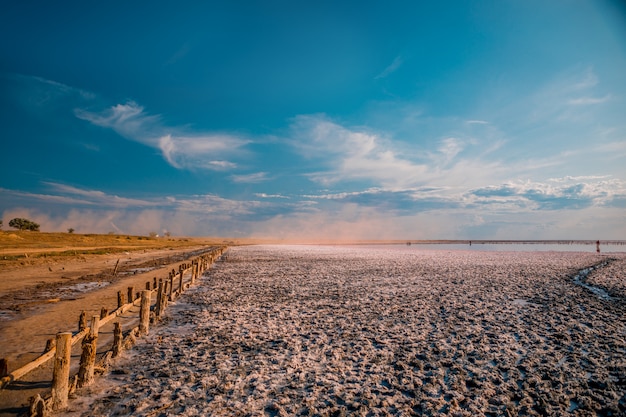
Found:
<box><xmin>0</xmin><ymin>246</ymin><xmax>227</xmax><ymax>416</ymax></box>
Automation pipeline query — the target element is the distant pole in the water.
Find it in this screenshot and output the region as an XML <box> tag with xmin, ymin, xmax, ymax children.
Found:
<box><xmin>596</xmin><ymin>240</ymin><xmax>600</xmax><ymax>253</ymax></box>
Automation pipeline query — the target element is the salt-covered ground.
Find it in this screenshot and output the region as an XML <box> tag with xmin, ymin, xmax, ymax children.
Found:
<box><xmin>64</xmin><ymin>245</ymin><xmax>626</xmax><ymax>417</ymax></box>
<box><xmin>586</xmin><ymin>257</ymin><xmax>626</xmax><ymax>299</ymax></box>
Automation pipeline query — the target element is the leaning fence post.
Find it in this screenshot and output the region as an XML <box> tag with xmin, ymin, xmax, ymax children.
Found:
<box><xmin>51</xmin><ymin>332</ymin><xmax>72</xmax><ymax>410</ymax></box>
<box><xmin>139</xmin><ymin>290</ymin><xmax>151</xmax><ymax>335</ymax></box>
<box><xmin>112</xmin><ymin>322</ymin><xmax>123</xmax><ymax>358</ymax></box>
<box><xmin>77</xmin><ymin>316</ymin><xmax>99</xmax><ymax>388</ymax></box>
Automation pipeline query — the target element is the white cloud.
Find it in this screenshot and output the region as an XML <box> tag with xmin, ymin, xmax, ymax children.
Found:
<box><xmin>289</xmin><ymin>115</ymin><xmax>429</xmax><ymax>188</ymax></box>
<box><xmin>230</xmin><ymin>172</ymin><xmax>269</xmax><ymax>183</ymax></box>
<box><xmin>255</xmin><ymin>193</ymin><xmax>290</xmax><ymax>199</ymax></box>
<box><xmin>75</xmin><ymin>101</ymin><xmax>248</xmax><ymax>171</ymax></box>
<box><xmin>468</xmin><ymin>177</ymin><xmax>626</xmax><ymax>210</ymax></box>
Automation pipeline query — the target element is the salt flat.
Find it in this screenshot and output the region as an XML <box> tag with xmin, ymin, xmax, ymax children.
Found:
<box><xmin>64</xmin><ymin>245</ymin><xmax>626</xmax><ymax>416</ymax></box>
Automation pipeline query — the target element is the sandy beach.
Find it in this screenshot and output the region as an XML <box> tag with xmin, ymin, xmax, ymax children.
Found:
<box><xmin>62</xmin><ymin>245</ymin><xmax>625</xmax><ymax>416</ymax></box>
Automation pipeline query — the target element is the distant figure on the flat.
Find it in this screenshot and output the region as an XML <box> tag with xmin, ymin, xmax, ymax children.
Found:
<box><xmin>596</xmin><ymin>240</ymin><xmax>600</xmax><ymax>253</ymax></box>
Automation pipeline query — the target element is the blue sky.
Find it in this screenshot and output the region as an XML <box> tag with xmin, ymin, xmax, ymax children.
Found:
<box><xmin>1</xmin><ymin>1</ymin><xmax>625</xmax><ymax>240</ymax></box>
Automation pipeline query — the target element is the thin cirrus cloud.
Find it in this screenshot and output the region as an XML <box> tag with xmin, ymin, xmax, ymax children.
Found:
<box><xmin>75</xmin><ymin>101</ymin><xmax>249</xmax><ymax>170</ymax></box>
<box><xmin>375</xmin><ymin>55</ymin><xmax>404</xmax><ymax>79</ymax></box>
<box><xmin>568</xmin><ymin>95</ymin><xmax>612</xmax><ymax>105</ymax></box>
<box><xmin>4</xmin><ymin>182</ymin><xmax>284</xmax><ymax>220</ymax></box>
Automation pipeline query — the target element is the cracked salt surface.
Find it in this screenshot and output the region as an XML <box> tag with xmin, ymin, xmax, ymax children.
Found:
<box><xmin>64</xmin><ymin>245</ymin><xmax>626</xmax><ymax>417</ymax></box>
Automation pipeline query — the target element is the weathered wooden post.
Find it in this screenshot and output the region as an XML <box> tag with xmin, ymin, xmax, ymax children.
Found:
<box><xmin>139</xmin><ymin>290</ymin><xmax>151</xmax><ymax>335</ymax></box>
<box><xmin>112</xmin><ymin>259</ymin><xmax>120</xmax><ymax>276</ymax></box>
<box><xmin>168</xmin><ymin>274</ymin><xmax>174</xmax><ymax>301</ymax></box>
<box><xmin>29</xmin><ymin>394</ymin><xmax>46</xmax><ymax>417</ymax></box>
<box><xmin>100</xmin><ymin>307</ymin><xmax>108</xmax><ymax>320</ymax></box>
<box><xmin>155</xmin><ymin>280</ymin><xmax>164</xmax><ymax>319</ymax></box>
<box><xmin>127</xmin><ymin>286</ymin><xmax>134</xmax><ymax>303</ymax></box>
<box><xmin>51</xmin><ymin>332</ymin><xmax>72</xmax><ymax>410</ymax></box>
<box><xmin>178</xmin><ymin>265</ymin><xmax>184</xmax><ymax>293</ymax></box>
<box><xmin>44</xmin><ymin>337</ymin><xmax>56</xmax><ymax>353</ymax></box>
<box><xmin>146</xmin><ymin>281</ymin><xmax>151</xmax><ymax>290</ymax></box>
<box><xmin>77</xmin><ymin>316</ymin><xmax>99</xmax><ymax>388</ymax></box>
<box><xmin>112</xmin><ymin>322</ymin><xmax>123</xmax><ymax>358</ymax></box>
<box><xmin>78</xmin><ymin>311</ymin><xmax>87</xmax><ymax>331</ymax></box>
<box><xmin>153</xmin><ymin>277</ymin><xmax>157</xmax><ymax>289</ymax></box>
<box><xmin>0</xmin><ymin>358</ymin><xmax>7</xmax><ymax>378</ymax></box>
<box><xmin>117</xmin><ymin>291</ymin><xmax>125</xmax><ymax>308</ymax></box>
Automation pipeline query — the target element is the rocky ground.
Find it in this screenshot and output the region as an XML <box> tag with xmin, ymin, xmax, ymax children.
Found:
<box><xmin>63</xmin><ymin>245</ymin><xmax>626</xmax><ymax>416</ymax></box>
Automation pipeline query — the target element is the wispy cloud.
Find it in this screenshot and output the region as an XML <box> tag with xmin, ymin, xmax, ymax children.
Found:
<box><xmin>289</xmin><ymin>115</ymin><xmax>429</xmax><ymax>188</ymax></box>
<box><xmin>375</xmin><ymin>56</ymin><xmax>403</xmax><ymax>79</ymax></box>
<box><xmin>20</xmin><ymin>74</ymin><xmax>95</xmax><ymax>101</ymax></box>
<box><xmin>255</xmin><ymin>193</ymin><xmax>290</xmax><ymax>199</ymax></box>
<box><xmin>568</xmin><ymin>94</ymin><xmax>612</xmax><ymax>105</ymax></box>
<box><xmin>230</xmin><ymin>172</ymin><xmax>269</xmax><ymax>183</ymax></box>
<box><xmin>75</xmin><ymin>101</ymin><xmax>249</xmax><ymax>171</ymax></box>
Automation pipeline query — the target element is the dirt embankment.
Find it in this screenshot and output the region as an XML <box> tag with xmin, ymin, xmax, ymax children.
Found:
<box><xmin>0</xmin><ymin>232</ymin><xmax>229</xmax><ymax>417</ymax></box>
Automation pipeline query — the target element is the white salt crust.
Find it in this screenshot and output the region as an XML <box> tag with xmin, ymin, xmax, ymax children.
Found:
<box><xmin>64</xmin><ymin>246</ymin><xmax>626</xmax><ymax>417</ymax></box>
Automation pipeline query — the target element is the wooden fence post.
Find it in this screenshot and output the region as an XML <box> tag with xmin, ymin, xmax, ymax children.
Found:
<box><xmin>29</xmin><ymin>394</ymin><xmax>46</xmax><ymax>417</ymax></box>
<box><xmin>178</xmin><ymin>266</ymin><xmax>184</xmax><ymax>293</ymax></box>
<box><xmin>155</xmin><ymin>280</ymin><xmax>163</xmax><ymax>319</ymax></box>
<box><xmin>0</xmin><ymin>359</ymin><xmax>7</xmax><ymax>378</ymax></box>
<box><xmin>153</xmin><ymin>277</ymin><xmax>157</xmax><ymax>289</ymax></box>
<box><xmin>77</xmin><ymin>316</ymin><xmax>99</xmax><ymax>388</ymax></box>
<box><xmin>51</xmin><ymin>332</ymin><xmax>72</xmax><ymax>410</ymax></box>
<box><xmin>127</xmin><ymin>287</ymin><xmax>134</xmax><ymax>303</ymax></box>
<box><xmin>168</xmin><ymin>275</ymin><xmax>174</xmax><ymax>301</ymax></box>
<box><xmin>100</xmin><ymin>307</ymin><xmax>108</xmax><ymax>320</ymax></box>
<box><xmin>112</xmin><ymin>322</ymin><xmax>123</xmax><ymax>358</ymax></box>
<box><xmin>146</xmin><ymin>281</ymin><xmax>151</xmax><ymax>290</ymax></box>
<box><xmin>139</xmin><ymin>290</ymin><xmax>151</xmax><ymax>335</ymax></box>
<box><xmin>117</xmin><ymin>291</ymin><xmax>124</xmax><ymax>308</ymax></box>
<box><xmin>78</xmin><ymin>311</ymin><xmax>87</xmax><ymax>332</ymax></box>
<box><xmin>44</xmin><ymin>337</ymin><xmax>56</xmax><ymax>353</ymax></box>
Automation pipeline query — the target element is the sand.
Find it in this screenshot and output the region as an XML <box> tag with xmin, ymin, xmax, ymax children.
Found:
<box><xmin>61</xmin><ymin>245</ymin><xmax>625</xmax><ymax>416</ymax></box>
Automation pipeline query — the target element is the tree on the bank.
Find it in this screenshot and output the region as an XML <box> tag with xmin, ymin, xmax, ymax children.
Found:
<box><xmin>68</xmin><ymin>228</ymin><xmax>75</xmax><ymax>233</ymax></box>
<box><xmin>0</xmin><ymin>219</ymin><xmax>3</xmax><ymax>230</ymax></box>
<box><xmin>8</xmin><ymin>217</ymin><xmax>40</xmax><ymax>231</ymax></box>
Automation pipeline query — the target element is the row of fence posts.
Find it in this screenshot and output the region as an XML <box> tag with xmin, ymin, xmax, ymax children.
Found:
<box><xmin>0</xmin><ymin>246</ymin><xmax>226</xmax><ymax>416</ymax></box>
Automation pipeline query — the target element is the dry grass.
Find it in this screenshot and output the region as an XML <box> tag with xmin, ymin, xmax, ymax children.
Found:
<box><xmin>0</xmin><ymin>231</ymin><xmax>224</xmax><ymax>251</ymax></box>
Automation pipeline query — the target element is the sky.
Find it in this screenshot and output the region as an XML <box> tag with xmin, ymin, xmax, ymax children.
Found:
<box><xmin>1</xmin><ymin>1</ymin><xmax>625</xmax><ymax>240</ymax></box>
